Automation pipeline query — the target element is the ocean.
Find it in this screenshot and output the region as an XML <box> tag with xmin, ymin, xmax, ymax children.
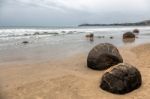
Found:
<box><xmin>0</xmin><ymin>26</ymin><xmax>150</xmax><ymax>63</ymax></box>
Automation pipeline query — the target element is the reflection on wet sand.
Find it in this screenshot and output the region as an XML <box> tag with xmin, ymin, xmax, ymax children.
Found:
<box><xmin>123</xmin><ymin>38</ymin><xmax>135</xmax><ymax>43</ymax></box>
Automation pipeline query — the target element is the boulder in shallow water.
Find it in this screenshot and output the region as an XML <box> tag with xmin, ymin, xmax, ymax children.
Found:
<box><xmin>85</xmin><ymin>33</ymin><xmax>94</xmax><ymax>38</ymax></box>
<box><xmin>100</xmin><ymin>63</ymin><xmax>142</xmax><ymax>94</ymax></box>
<box><xmin>133</xmin><ymin>29</ymin><xmax>140</xmax><ymax>33</ymax></box>
<box><xmin>123</xmin><ymin>32</ymin><xmax>135</xmax><ymax>39</ymax></box>
<box><xmin>87</xmin><ymin>43</ymin><xmax>123</xmax><ymax>70</ymax></box>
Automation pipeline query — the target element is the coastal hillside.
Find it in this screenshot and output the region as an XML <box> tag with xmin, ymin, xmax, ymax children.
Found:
<box><xmin>79</xmin><ymin>20</ymin><xmax>150</xmax><ymax>26</ymax></box>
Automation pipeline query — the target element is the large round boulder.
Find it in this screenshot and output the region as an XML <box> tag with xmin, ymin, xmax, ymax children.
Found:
<box><xmin>87</xmin><ymin>43</ymin><xmax>123</xmax><ymax>70</ymax></box>
<box><xmin>123</xmin><ymin>32</ymin><xmax>135</xmax><ymax>39</ymax></box>
<box><xmin>100</xmin><ymin>63</ymin><xmax>142</xmax><ymax>94</ymax></box>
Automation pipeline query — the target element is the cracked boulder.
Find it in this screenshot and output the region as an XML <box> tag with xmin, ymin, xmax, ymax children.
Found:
<box><xmin>87</xmin><ymin>43</ymin><xmax>123</xmax><ymax>70</ymax></box>
<box><xmin>100</xmin><ymin>63</ymin><xmax>142</xmax><ymax>94</ymax></box>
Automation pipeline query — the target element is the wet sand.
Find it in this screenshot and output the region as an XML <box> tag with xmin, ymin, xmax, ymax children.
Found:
<box><xmin>0</xmin><ymin>43</ymin><xmax>150</xmax><ymax>99</ymax></box>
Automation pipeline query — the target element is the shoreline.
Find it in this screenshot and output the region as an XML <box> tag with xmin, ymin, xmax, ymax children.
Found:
<box><xmin>0</xmin><ymin>43</ymin><xmax>150</xmax><ymax>99</ymax></box>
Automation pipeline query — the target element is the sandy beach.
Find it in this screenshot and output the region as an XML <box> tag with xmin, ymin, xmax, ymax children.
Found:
<box><xmin>0</xmin><ymin>43</ymin><xmax>149</xmax><ymax>99</ymax></box>
<box><xmin>1</xmin><ymin>0</ymin><xmax>150</xmax><ymax>98</ymax></box>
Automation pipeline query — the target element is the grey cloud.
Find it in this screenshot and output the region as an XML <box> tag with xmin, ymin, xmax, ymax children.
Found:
<box><xmin>0</xmin><ymin>0</ymin><xmax>150</xmax><ymax>26</ymax></box>
<box><xmin>0</xmin><ymin>0</ymin><xmax>6</xmax><ymax>7</ymax></box>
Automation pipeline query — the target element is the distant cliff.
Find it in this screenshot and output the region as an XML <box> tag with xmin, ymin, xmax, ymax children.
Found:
<box><xmin>79</xmin><ymin>20</ymin><xmax>150</xmax><ymax>26</ymax></box>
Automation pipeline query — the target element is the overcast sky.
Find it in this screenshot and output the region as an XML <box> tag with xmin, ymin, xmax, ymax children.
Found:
<box><xmin>0</xmin><ymin>0</ymin><xmax>150</xmax><ymax>26</ymax></box>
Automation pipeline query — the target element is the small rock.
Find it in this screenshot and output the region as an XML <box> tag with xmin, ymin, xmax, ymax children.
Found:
<box><xmin>22</xmin><ymin>41</ymin><xmax>29</xmax><ymax>44</ymax></box>
<box><xmin>110</xmin><ymin>36</ymin><xmax>114</xmax><ymax>39</ymax></box>
<box><xmin>85</xmin><ymin>33</ymin><xmax>94</xmax><ymax>38</ymax></box>
<box><xmin>133</xmin><ymin>29</ymin><xmax>140</xmax><ymax>33</ymax></box>
<box><xmin>33</xmin><ymin>32</ymin><xmax>40</xmax><ymax>35</ymax></box>
<box><xmin>24</xmin><ymin>34</ymin><xmax>30</xmax><ymax>36</ymax></box>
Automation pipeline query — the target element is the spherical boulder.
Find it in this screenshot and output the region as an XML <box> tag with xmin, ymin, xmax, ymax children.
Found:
<box><xmin>133</xmin><ymin>29</ymin><xmax>140</xmax><ymax>33</ymax></box>
<box><xmin>87</xmin><ymin>43</ymin><xmax>123</xmax><ymax>70</ymax></box>
<box><xmin>123</xmin><ymin>32</ymin><xmax>135</xmax><ymax>39</ymax></box>
<box><xmin>100</xmin><ymin>63</ymin><xmax>142</xmax><ymax>94</ymax></box>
